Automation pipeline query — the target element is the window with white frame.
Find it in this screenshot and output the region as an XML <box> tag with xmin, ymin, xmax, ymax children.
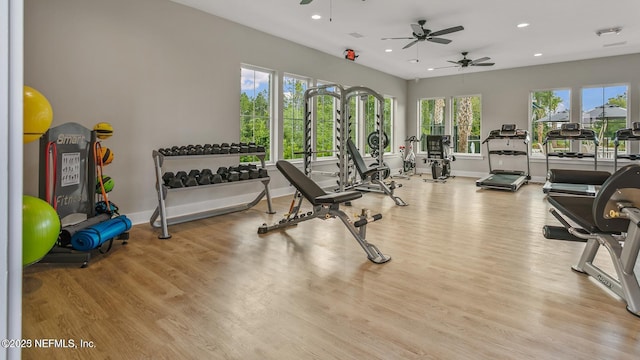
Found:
<box><xmin>315</xmin><ymin>82</ymin><xmax>337</xmax><ymax>158</ymax></box>
<box><xmin>452</xmin><ymin>95</ymin><xmax>482</xmax><ymax>154</ymax></box>
<box><xmin>530</xmin><ymin>89</ymin><xmax>571</xmax><ymax>156</ymax></box>
<box><xmin>581</xmin><ymin>85</ymin><xmax>628</xmax><ymax>159</ymax></box>
<box><xmin>363</xmin><ymin>95</ymin><xmax>393</xmax><ymax>155</ymax></box>
<box><xmin>283</xmin><ymin>74</ymin><xmax>310</xmax><ymax>160</ymax></box>
<box><xmin>418</xmin><ymin>97</ymin><xmax>446</xmax><ymax>152</ymax></box>
<box><xmin>240</xmin><ymin>65</ymin><xmax>273</xmax><ymax>161</ymax></box>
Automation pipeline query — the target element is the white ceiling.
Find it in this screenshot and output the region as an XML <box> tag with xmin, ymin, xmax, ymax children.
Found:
<box><xmin>172</xmin><ymin>0</ymin><xmax>640</xmax><ymax>80</ymax></box>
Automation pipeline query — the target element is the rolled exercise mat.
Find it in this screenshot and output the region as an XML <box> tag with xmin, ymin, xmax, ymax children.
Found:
<box><xmin>70</xmin><ymin>215</ymin><xmax>132</xmax><ymax>251</ymax></box>
<box><xmin>58</xmin><ymin>213</ymin><xmax>111</xmax><ymax>246</ymax></box>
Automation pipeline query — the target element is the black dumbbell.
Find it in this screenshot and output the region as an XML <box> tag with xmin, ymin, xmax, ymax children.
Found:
<box><xmin>184</xmin><ymin>175</ymin><xmax>199</xmax><ymax>187</ymax></box>
<box><xmin>198</xmin><ymin>174</ymin><xmax>212</xmax><ymax>185</ymax></box>
<box><xmin>188</xmin><ymin>169</ymin><xmax>200</xmax><ymax>179</ymax></box>
<box><xmin>175</xmin><ymin>171</ymin><xmax>188</xmax><ymax>181</ymax></box>
<box><xmin>162</xmin><ymin>172</ymin><xmax>175</xmax><ymax>185</ymax></box>
<box><xmin>211</xmin><ymin>174</ymin><xmax>223</xmax><ymax>184</ymax></box>
<box><xmin>216</xmin><ymin>167</ymin><xmax>228</xmax><ymax>180</ymax></box>
<box><xmin>201</xmin><ymin>168</ymin><xmax>213</xmax><ymax>177</ymax></box>
<box><xmin>168</xmin><ymin>176</ymin><xmax>184</xmax><ymax>188</ymax></box>
<box><xmin>227</xmin><ymin>171</ymin><xmax>240</xmax><ymax>182</ymax></box>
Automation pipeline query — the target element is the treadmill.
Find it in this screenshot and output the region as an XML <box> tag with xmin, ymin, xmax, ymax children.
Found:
<box><xmin>476</xmin><ymin>124</ymin><xmax>530</xmax><ymax>191</ymax></box>
<box><xmin>542</xmin><ymin>123</ymin><xmax>607</xmax><ymax>196</ymax></box>
<box><xmin>614</xmin><ymin>122</ymin><xmax>640</xmax><ymax>171</ymax></box>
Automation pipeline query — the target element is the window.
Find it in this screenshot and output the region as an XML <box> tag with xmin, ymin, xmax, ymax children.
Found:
<box><xmin>315</xmin><ymin>83</ymin><xmax>337</xmax><ymax>158</ymax></box>
<box><xmin>383</xmin><ymin>97</ymin><xmax>393</xmax><ymax>153</ymax></box>
<box><xmin>530</xmin><ymin>89</ymin><xmax>571</xmax><ymax>156</ymax></box>
<box><xmin>347</xmin><ymin>96</ymin><xmax>358</xmax><ymax>146</ymax></box>
<box><xmin>240</xmin><ymin>66</ymin><xmax>273</xmax><ymax>162</ymax></box>
<box><xmin>363</xmin><ymin>95</ymin><xmax>393</xmax><ymax>155</ymax></box>
<box><xmin>419</xmin><ymin>97</ymin><xmax>446</xmax><ymax>152</ymax></box>
<box><xmin>282</xmin><ymin>74</ymin><xmax>309</xmax><ymax>160</ymax></box>
<box><xmin>581</xmin><ymin>85</ymin><xmax>628</xmax><ymax>159</ymax></box>
<box><xmin>452</xmin><ymin>95</ymin><xmax>481</xmax><ymax>154</ymax></box>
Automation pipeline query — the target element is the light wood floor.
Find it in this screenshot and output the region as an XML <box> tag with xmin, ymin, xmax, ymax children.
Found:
<box><xmin>23</xmin><ymin>176</ymin><xmax>640</xmax><ymax>359</ymax></box>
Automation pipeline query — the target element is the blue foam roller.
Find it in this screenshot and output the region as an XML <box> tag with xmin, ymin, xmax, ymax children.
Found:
<box><xmin>70</xmin><ymin>215</ymin><xmax>132</xmax><ymax>251</ymax></box>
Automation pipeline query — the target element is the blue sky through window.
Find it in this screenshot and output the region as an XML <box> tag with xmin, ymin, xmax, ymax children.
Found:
<box><xmin>582</xmin><ymin>85</ymin><xmax>627</xmax><ymax>111</ymax></box>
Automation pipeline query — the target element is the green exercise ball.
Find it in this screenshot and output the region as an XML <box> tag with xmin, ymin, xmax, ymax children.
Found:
<box><xmin>22</xmin><ymin>195</ymin><xmax>60</xmax><ymax>266</ymax></box>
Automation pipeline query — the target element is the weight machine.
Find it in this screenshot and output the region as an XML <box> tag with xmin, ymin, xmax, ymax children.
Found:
<box><xmin>300</xmin><ymin>83</ymin><xmax>405</xmax><ymax>205</ymax></box>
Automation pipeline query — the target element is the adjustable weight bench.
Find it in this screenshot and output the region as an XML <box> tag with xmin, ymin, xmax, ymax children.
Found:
<box><xmin>346</xmin><ymin>138</ymin><xmax>407</xmax><ymax>206</ymax></box>
<box><xmin>546</xmin><ymin>164</ymin><xmax>640</xmax><ymax>317</ymax></box>
<box><xmin>258</xmin><ymin>160</ymin><xmax>390</xmax><ymax>264</ymax></box>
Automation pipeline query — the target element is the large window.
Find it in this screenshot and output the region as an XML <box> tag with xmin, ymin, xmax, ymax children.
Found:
<box><xmin>530</xmin><ymin>89</ymin><xmax>571</xmax><ymax>156</ymax></box>
<box><xmin>363</xmin><ymin>95</ymin><xmax>393</xmax><ymax>155</ymax></box>
<box><xmin>283</xmin><ymin>74</ymin><xmax>309</xmax><ymax>160</ymax></box>
<box><xmin>419</xmin><ymin>97</ymin><xmax>446</xmax><ymax>152</ymax></box>
<box><xmin>315</xmin><ymin>83</ymin><xmax>336</xmax><ymax>158</ymax></box>
<box><xmin>581</xmin><ymin>85</ymin><xmax>628</xmax><ymax>159</ymax></box>
<box><xmin>452</xmin><ymin>95</ymin><xmax>481</xmax><ymax>154</ymax></box>
<box><xmin>240</xmin><ymin>66</ymin><xmax>272</xmax><ymax>161</ymax></box>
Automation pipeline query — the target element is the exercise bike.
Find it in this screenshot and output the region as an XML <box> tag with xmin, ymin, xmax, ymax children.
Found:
<box><xmin>394</xmin><ymin>136</ymin><xmax>418</xmax><ymax>179</ymax></box>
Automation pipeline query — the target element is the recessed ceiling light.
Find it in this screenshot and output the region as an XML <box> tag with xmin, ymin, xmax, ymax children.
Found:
<box><xmin>427</xmin><ymin>68</ymin><xmax>434</xmax><ymax>71</ymax></box>
<box><xmin>385</xmin><ymin>49</ymin><xmax>393</xmax><ymax>53</ymax></box>
<box><xmin>311</xmin><ymin>14</ymin><xmax>322</xmax><ymax>20</ymax></box>
<box><xmin>534</xmin><ymin>53</ymin><xmax>542</xmax><ymax>57</ymax></box>
<box><xmin>517</xmin><ymin>23</ymin><xmax>530</xmax><ymax>28</ymax></box>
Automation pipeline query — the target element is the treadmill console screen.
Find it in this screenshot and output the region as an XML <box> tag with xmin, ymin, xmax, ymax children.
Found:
<box><xmin>501</xmin><ymin>124</ymin><xmax>516</xmax><ymax>132</ymax></box>
<box><xmin>561</xmin><ymin>123</ymin><xmax>580</xmax><ymax>131</ymax></box>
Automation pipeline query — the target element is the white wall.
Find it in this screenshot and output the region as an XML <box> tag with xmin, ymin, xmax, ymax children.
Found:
<box><xmin>408</xmin><ymin>53</ymin><xmax>640</xmax><ymax>180</ymax></box>
<box><xmin>23</xmin><ymin>0</ymin><xmax>407</xmax><ymax>223</ymax></box>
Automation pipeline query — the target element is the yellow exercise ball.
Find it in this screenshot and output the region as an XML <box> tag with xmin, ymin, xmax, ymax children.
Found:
<box><xmin>23</xmin><ymin>86</ymin><xmax>53</xmax><ymax>143</ymax></box>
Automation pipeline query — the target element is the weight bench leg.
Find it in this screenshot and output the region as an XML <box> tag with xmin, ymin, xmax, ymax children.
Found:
<box><xmin>332</xmin><ymin>209</ymin><xmax>390</xmax><ymax>264</ymax></box>
<box><xmin>571</xmin><ymin>238</ymin><xmax>600</xmax><ymax>274</ymax></box>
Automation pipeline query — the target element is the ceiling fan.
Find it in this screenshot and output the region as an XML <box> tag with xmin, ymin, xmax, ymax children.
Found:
<box><xmin>382</xmin><ymin>20</ymin><xmax>464</xmax><ymax>49</ymax></box>
<box><xmin>447</xmin><ymin>52</ymin><xmax>495</xmax><ymax>68</ymax></box>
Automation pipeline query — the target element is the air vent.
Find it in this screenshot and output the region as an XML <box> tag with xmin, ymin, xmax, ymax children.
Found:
<box><xmin>349</xmin><ymin>32</ymin><xmax>364</xmax><ymax>38</ymax></box>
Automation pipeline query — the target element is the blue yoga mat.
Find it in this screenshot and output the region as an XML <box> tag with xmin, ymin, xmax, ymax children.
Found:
<box><xmin>70</xmin><ymin>215</ymin><xmax>131</xmax><ymax>251</ymax></box>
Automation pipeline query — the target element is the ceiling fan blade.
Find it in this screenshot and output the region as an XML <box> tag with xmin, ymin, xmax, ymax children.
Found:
<box><xmin>402</xmin><ymin>39</ymin><xmax>420</xmax><ymax>49</ymax></box>
<box><xmin>410</xmin><ymin>24</ymin><xmax>424</xmax><ymax>36</ymax></box>
<box><xmin>472</xmin><ymin>62</ymin><xmax>495</xmax><ymax>66</ymax></box>
<box><xmin>429</xmin><ymin>26</ymin><xmax>464</xmax><ymax>37</ymax></box>
<box><xmin>470</xmin><ymin>57</ymin><xmax>491</xmax><ymax>65</ymax></box>
<box><xmin>447</xmin><ymin>60</ymin><xmax>460</xmax><ymax>65</ymax></box>
<box><xmin>427</xmin><ymin>37</ymin><xmax>451</xmax><ymax>44</ymax></box>
<box><xmin>381</xmin><ymin>37</ymin><xmax>415</xmax><ymax>40</ymax></box>
<box><xmin>300</xmin><ymin>0</ymin><xmax>313</xmax><ymax>4</ymax></box>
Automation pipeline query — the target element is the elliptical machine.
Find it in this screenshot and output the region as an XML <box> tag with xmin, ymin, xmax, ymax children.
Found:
<box><xmin>424</xmin><ymin>135</ymin><xmax>455</xmax><ymax>182</ymax></box>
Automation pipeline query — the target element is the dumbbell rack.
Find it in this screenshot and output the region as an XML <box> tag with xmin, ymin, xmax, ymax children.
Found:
<box><xmin>150</xmin><ymin>150</ymin><xmax>274</xmax><ymax>239</ymax></box>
